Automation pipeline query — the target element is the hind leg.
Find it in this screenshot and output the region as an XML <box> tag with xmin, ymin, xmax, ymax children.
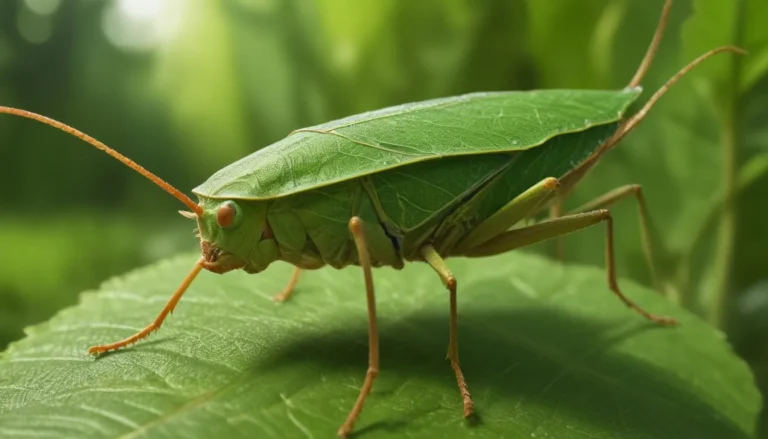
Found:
<box><xmin>462</xmin><ymin>209</ymin><xmax>676</xmax><ymax>325</ymax></box>
<box><xmin>420</xmin><ymin>244</ymin><xmax>474</xmax><ymax>418</ymax></box>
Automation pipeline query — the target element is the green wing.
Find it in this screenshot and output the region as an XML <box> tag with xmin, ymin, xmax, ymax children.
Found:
<box><xmin>193</xmin><ymin>88</ymin><xmax>642</xmax><ymax>200</ymax></box>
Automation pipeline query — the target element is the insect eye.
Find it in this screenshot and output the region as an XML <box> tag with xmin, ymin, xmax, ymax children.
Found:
<box><xmin>216</xmin><ymin>201</ymin><xmax>241</xmax><ymax>229</ymax></box>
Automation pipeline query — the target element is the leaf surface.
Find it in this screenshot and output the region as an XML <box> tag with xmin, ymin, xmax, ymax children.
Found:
<box><xmin>193</xmin><ymin>88</ymin><xmax>640</xmax><ymax>200</ymax></box>
<box><xmin>0</xmin><ymin>252</ymin><xmax>759</xmax><ymax>439</ymax></box>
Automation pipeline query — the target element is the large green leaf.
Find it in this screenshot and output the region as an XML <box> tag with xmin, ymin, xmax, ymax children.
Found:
<box><xmin>0</xmin><ymin>252</ymin><xmax>758</xmax><ymax>438</ymax></box>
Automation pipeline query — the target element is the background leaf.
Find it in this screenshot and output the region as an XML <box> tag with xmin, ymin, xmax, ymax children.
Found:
<box><xmin>680</xmin><ymin>0</ymin><xmax>768</xmax><ymax>434</ymax></box>
<box><xmin>679</xmin><ymin>0</ymin><xmax>768</xmax><ymax>316</ymax></box>
<box><xmin>0</xmin><ymin>252</ymin><xmax>759</xmax><ymax>438</ymax></box>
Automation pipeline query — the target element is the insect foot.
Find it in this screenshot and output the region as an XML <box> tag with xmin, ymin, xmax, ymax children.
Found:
<box><xmin>88</xmin><ymin>258</ymin><xmax>206</xmax><ymax>355</ymax></box>
<box><xmin>273</xmin><ymin>267</ymin><xmax>302</xmax><ymax>303</ymax></box>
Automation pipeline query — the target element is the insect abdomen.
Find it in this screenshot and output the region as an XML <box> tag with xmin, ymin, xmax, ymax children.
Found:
<box><xmin>267</xmin><ymin>179</ymin><xmax>403</xmax><ymax>270</ymax></box>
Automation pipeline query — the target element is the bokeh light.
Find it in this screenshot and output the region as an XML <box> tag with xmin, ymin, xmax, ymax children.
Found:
<box><xmin>101</xmin><ymin>0</ymin><xmax>186</xmax><ymax>52</ymax></box>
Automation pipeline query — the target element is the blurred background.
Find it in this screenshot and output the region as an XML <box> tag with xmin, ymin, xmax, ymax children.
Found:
<box><xmin>0</xmin><ymin>0</ymin><xmax>766</xmax><ymax>433</ymax></box>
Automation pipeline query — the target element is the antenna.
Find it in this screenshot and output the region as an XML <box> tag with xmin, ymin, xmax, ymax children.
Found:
<box><xmin>628</xmin><ymin>0</ymin><xmax>673</xmax><ymax>88</ymax></box>
<box><xmin>608</xmin><ymin>46</ymin><xmax>746</xmax><ymax>149</ymax></box>
<box><xmin>0</xmin><ymin>106</ymin><xmax>203</xmax><ymax>216</ymax></box>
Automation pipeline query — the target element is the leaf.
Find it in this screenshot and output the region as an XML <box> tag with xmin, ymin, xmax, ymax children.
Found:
<box><xmin>0</xmin><ymin>252</ymin><xmax>759</xmax><ymax>439</ymax></box>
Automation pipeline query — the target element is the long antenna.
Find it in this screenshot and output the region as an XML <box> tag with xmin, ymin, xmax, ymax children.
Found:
<box><xmin>608</xmin><ymin>46</ymin><xmax>746</xmax><ymax>149</ymax></box>
<box><xmin>0</xmin><ymin>106</ymin><xmax>204</xmax><ymax>216</ymax></box>
<box><xmin>627</xmin><ymin>0</ymin><xmax>673</xmax><ymax>88</ymax></box>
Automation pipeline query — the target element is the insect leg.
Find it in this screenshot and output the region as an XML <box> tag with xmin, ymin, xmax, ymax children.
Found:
<box><xmin>565</xmin><ymin>184</ymin><xmax>667</xmax><ymax>295</ymax></box>
<box><xmin>462</xmin><ymin>210</ymin><xmax>677</xmax><ymax>325</ymax></box>
<box><xmin>273</xmin><ymin>267</ymin><xmax>302</xmax><ymax>302</ymax></box>
<box><xmin>338</xmin><ymin>217</ymin><xmax>380</xmax><ymax>438</ymax></box>
<box><xmin>88</xmin><ymin>258</ymin><xmax>206</xmax><ymax>355</ymax></box>
<box><xmin>548</xmin><ymin>198</ymin><xmax>567</xmax><ymax>261</ymax></box>
<box><xmin>420</xmin><ymin>244</ymin><xmax>474</xmax><ymax>418</ymax></box>
<box><xmin>453</xmin><ymin>177</ymin><xmax>559</xmax><ymax>253</ymax></box>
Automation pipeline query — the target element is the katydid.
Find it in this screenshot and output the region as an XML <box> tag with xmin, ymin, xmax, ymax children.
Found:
<box><xmin>0</xmin><ymin>0</ymin><xmax>744</xmax><ymax>437</ymax></box>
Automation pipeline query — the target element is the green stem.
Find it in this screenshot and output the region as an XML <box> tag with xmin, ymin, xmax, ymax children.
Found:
<box><xmin>678</xmin><ymin>154</ymin><xmax>768</xmax><ymax>312</ymax></box>
<box><xmin>709</xmin><ymin>0</ymin><xmax>744</xmax><ymax>329</ymax></box>
<box><xmin>710</xmin><ymin>107</ymin><xmax>737</xmax><ymax>328</ymax></box>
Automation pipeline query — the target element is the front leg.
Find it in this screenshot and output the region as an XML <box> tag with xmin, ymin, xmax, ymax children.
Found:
<box><xmin>273</xmin><ymin>267</ymin><xmax>302</xmax><ymax>302</ymax></box>
<box><xmin>89</xmin><ymin>258</ymin><xmax>206</xmax><ymax>354</ymax></box>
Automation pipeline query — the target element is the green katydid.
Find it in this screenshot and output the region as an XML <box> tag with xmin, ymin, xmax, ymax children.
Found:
<box><xmin>0</xmin><ymin>0</ymin><xmax>744</xmax><ymax>437</ymax></box>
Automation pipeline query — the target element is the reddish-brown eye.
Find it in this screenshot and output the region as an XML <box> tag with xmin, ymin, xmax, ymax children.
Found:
<box><xmin>216</xmin><ymin>201</ymin><xmax>238</xmax><ymax>228</ymax></box>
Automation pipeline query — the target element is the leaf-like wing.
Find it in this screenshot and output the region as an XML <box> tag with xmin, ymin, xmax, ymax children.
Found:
<box><xmin>194</xmin><ymin>88</ymin><xmax>641</xmax><ymax>200</ymax></box>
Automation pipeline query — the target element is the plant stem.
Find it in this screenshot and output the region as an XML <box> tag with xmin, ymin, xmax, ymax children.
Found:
<box><xmin>710</xmin><ymin>105</ymin><xmax>738</xmax><ymax>328</ymax></box>
<box><xmin>709</xmin><ymin>0</ymin><xmax>744</xmax><ymax>329</ymax></box>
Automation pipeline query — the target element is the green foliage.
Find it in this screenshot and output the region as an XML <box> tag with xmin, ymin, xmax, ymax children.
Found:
<box><xmin>678</xmin><ymin>1</ymin><xmax>768</xmax><ymax>433</ymax></box>
<box><xmin>678</xmin><ymin>0</ymin><xmax>768</xmax><ymax>310</ymax></box>
<box><xmin>1</xmin><ymin>0</ymin><xmax>768</xmax><ymax>436</ymax></box>
<box><xmin>683</xmin><ymin>0</ymin><xmax>768</xmax><ymax>93</ymax></box>
<box><xmin>0</xmin><ymin>253</ymin><xmax>759</xmax><ymax>438</ymax></box>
